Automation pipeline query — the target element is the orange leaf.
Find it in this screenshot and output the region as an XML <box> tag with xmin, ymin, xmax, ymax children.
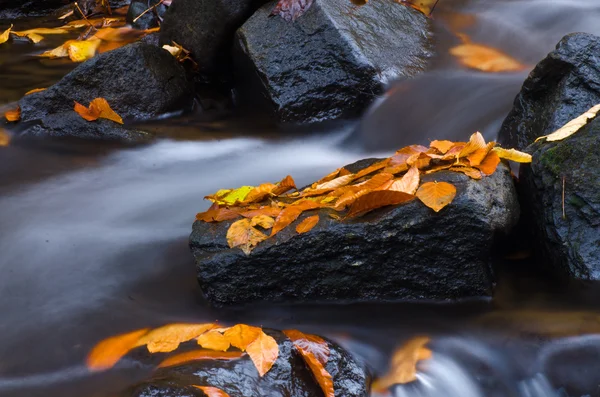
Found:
<box><xmin>243</xmin><ymin>183</ymin><xmax>277</xmax><ymax>204</ymax></box>
<box><xmin>372</xmin><ymin>336</ymin><xmax>432</xmax><ymax>392</ymax></box>
<box><xmin>240</xmin><ymin>207</ymin><xmax>282</xmax><ymax>219</ymax></box>
<box><xmin>271</xmin><ymin>200</ymin><xmax>320</xmax><ymax>236</ymax></box>
<box><xmin>74</xmin><ymin>98</ymin><xmax>123</xmax><ymax>124</ymax></box>
<box><xmin>250</xmin><ymin>215</ymin><xmax>275</xmax><ymax>229</ymax></box>
<box><xmin>222</xmin><ymin>324</ymin><xmax>262</xmax><ymax>351</ymax></box>
<box><xmin>458</xmin><ymin>131</ymin><xmax>487</xmax><ymax>159</ymax></box>
<box><xmin>193</xmin><ymin>386</ymin><xmax>231</xmax><ymax>397</ymax></box>
<box><xmin>449</xmin><ymin>166</ymin><xmax>482</xmax><ymax>179</ymax></box>
<box><xmin>246</xmin><ymin>330</ymin><xmax>279</xmax><ymax>377</ymax></box>
<box><xmin>429</xmin><ymin>140</ymin><xmax>454</xmax><ymax>154</ymax></box>
<box><xmin>406</xmin><ymin>152</ymin><xmax>432</xmax><ymax>169</ymax></box>
<box><xmin>333</xmin><ymin>188</ymin><xmax>371</xmax><ymax>211</ymax></box>
<box><xmin>86</xmin><ymin>328</ymin><xmax>150</xmax><ymax>371</ymax></box>
<box><xmin>197</xmin><ymin>330</ymin><xmax>231</xmax><ymax>352</ymax></box>
<box><xmin>423</xmin><ymin>163</ymin><xmax>452</xmax><ymax>174</ymax></box>
<box><xmin>295</xmin><ymin>349</ymin><xmax>334</xmax><ymax>397</ymax></box>
<box><xmin>416</xmin><ymin>181</ymin><xmax>457</xmax><ymax>212</ymax></box>
<box><xmin>272</xmin><ymin>175</ymin><xmax>297</xmax><ymax>196</ymax></box>
<box><xmin>226</xmin><ymin>218</ymin><xmax>268</xmax><ymax>255</ymax></box>
<box><xmin>0</xmin><ymin>128</ymin><xmax>10</xmax><ymax>147</ymax></box>
<box><xmin>283</xmin><ymin>329</ymin><xmax>330</xmax><ymax>366</ymax></box>
<box><xmin>467</xmin><ymin>142</ymin><xmax>495</xmax><ymax>166</ymax></box>
<box><xmin>450</xmin><ymin>43</ymin><xmax>527</xmax><ymax>73</ymax></box>
<box><xmin>353</xmin><ymin>159</ymin><xmax>390</xmax><ymax>179</ymax></box>
<box><xmin>350</xmin><ymin>172</ymin><xmax>394</xmax><ymax>191</ymax></box>
<box><xmin>312</xmin><ymin>168</ymin><xmax>343</xmax><ymax>188</ymax></box>
<box><xmin>391</xmin><ymin>145</ymin><xmax>428</xmax><ymax>166</ymax></box>
<box><xmin>347</xmin><ymin>190</ymin><xmax>415</xmax><ymax>218</ymax></box>
<box><xmin>159</xmin><ymin>350</ymin><xmax>243</xmax><ymax>368</ymax></box>
<box><xmin>4</xmin><ymin>106</ymin><xmax>21</xmax><ymax>122</ymax></box>
<box><xmin>388</xmin><ymin>166</ymin><xmax>420</xmax><ymax>194</ymax></box>
<box><xmin>296</xmin><ymin>215</ymin><xmax>319</xmax><ymax>234</ymax></box>
<box><xmin>476</xmin><ymin>150</ymin><xmax>501</xmax><ymax>175</ymax></box>
<box><xmin>24</xmin><ymin>87</ymin><xmax>46</xmax><ymax>95</ymax></box>
<box><xmin>196</xmin><ymin>203</ymin><xmax>240</xmax><ymax>222</ymax></box>
<box><xmin>74</xmin><ymin>100</ymin><xmax>101</xmax><ymax>121</ymax></box>
<box><xmin>314</xmin><ymin>174</ymin><xmax>354</xmax><ymax>190</ymax></box>
<box><xmin>136</xmin><ymin>323</ymin><xmax>217</xmax><ymax>353</ymax></box>
<box><xmin>400</xmin><ymin>0</ymin><xmax>438</xmax><ymax>15</ymax></box>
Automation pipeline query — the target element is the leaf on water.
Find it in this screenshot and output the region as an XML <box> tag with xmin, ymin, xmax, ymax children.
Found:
<box><xmin>246</xmin><ymin>330</ymin><xmax>279</xmax><ymax>377</ymax></box>
<box><xmin>296</xmin><ymin>215</ymin><xmax>319</xmax><ymax>234</ymax></box>
<box><xmin>271</xmin><ymin>0</ymin><xmax>315</xmax><ymax>22</ymax></box>
<box><xmin>535</xmin><ymin>103</ymin><xmax>600</xmax><ymax>142</ymax></box>
<box><xmin>250</xmin><ymin>215</ymin><xmax>275</xmax><ymax>229</ymax></box>
<box><xmin>491</xmin><ymin>147</ymin><xmax>532</xmax><ymax>163</ymax></box>
<box><xmin>222</xmin><ymin>324</ymin><xmax>262</xmax><ymax>351</ymax></box>
<box><xmin>193</xmin><ymin>386</ymin><xmax>231</xmax><ymax>397</ymax></box>
<box><xmin>416</xmin><ymin>181</ymin><xmax>456</xmax><ymax>212</ymax></box>
<box><xmin>66</xmin><ymin>38</ymin><xmax>101</xmax><ymax>62</ymax></box>
<box><xmin>0</xmin><ymin>24</ymin><xmax>12</xmax><ymax>45</ymax></box>
<box><xmin>39</xmin><ymin>42</ymin><xmax>70</xmax><ymax>58</ymax></box>
<box><xmin>4</xmin><ymin>106</ymin><xmax>21</xmax><ymax>122</ymax></box>
<box><xmin>196</xmin><ymin>330</ymin><xmax>231</xmax><ymax>352</ymax></box>
<box><xmin>74</xmin><ymin>98</ymin><xmax>123</xmax><ymax>124</ymax></box>
<box><xmin>388</xmin><ymin>166</ymin><xmax>420</xmax><ymax>194</ymax></box>
<box><xmin>429</xmin><ymin>140</ymin><xmax>454</xmax><ymax>154</ymax></box>
<box><xmin>449</xmin><ymin>166</ymin><xmax>482</xmax><ymax>179</ymax></box>
<box><xmin>136</xmin><ymin>323</ymin><xmax>217</xmax><ymax>353</ymax></box>
<box><xmin>475</xmin><ymin>150</ymin><xmax>501</xmax><ymax>175</ymax></box>
<box><xmin>0</xmin><ymin>128</ymin><xmax>10</xmax><ymax>147</ymax></box>
<box><xmin>399</xmin><ymin>0</ymin><xmax>439</xmax><ymax>16</ymax></box>
<box><xmin>206</xmin><ymin>186</ymin><xmax>254</xmax><ymax>206</ymax></box>
<box><xmin>196</xmin><ymin>203</ymin><xmax>240</xmax><ymax>223</ymax></box>
<box><xmin>226</xmin><ymin>218</ymin><xmax>268</xmax><ymax>255</ymax></box>
<box><xmin>283</xmin><ymin>329</ymin><xmax>330</xmax><ymax>365</ymax></box>
<box><xmin>347</xmin><ymin>190</ymin><xmax>415</xmax><ymax>218</ymax></box>
<box><xmin>450</xmin><ymin>43</ymin><xmax>526</xmax><ymax>73</ymax></box>
<box><xmin>12</xmin><ymin>27</ymin><xmax>70</xmax><ymax>43</ymax></box>
<box><xmin>24</xmin><ymin>88</ymin><xmax>46</xmax><ymax>95</ymax></box>
<box><xmin>158</xmin><ymin>350</ymin><xmax>243</xmax><ymax>368</ymax></box>
<box><xmin>86</xmin><ymin>328</ymin><xmax>150</xmax><ymax>371</ymax></box>
<box><xmin>372</xmin><ymin>336</ymin><xmax>432</xmax><ymax>392</ymax></box>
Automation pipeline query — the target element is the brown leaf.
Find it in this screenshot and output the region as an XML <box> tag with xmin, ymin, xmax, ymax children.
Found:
<box><xmin>353</xmin><ymin>159</ymin><xmax>390</xmax><ymax>179</ymax></box>
<box><xmin>429</xmin><ymin>140</ymin><xmax>454</xmax><ymax>154</ymax></box>
<box><xmin>475</xmin><ymin>150</ymin><xmax>501</xmax><ymax>175</ymax></box>
<box><xmin>423</xmin><ymin>163</ymin><xmax>452</xmax><ymax>174</ymax></box>
<box><xmin>4</xmin><ymin>106</ymin><xmax>20</xmax><ymax>122</ymax></box>
<box><xmin>467</xmin><ymin>141</ymin><xmax>495</xmax><ymax>166</ymax></box>
<box><xmin>243</xmin><ymin>183</ymin><xmax>277</xmax><ymax>204</ymax></box>
<box><xmin>295</xmin><ymin>349</ymin><xmax>334</xmax><ymax>397</ymax></box>
<box><xmin>196</xmin><ymin>203</ymin><xmax>240</xmax><ymax>223</ymax></box>
<box><xmin>449</xmin><ymin>166</ymin><xmax>482</xmax><ymax>179</ymax></box>
<box><xmin>240</xmin><ymin>207</ymin><xmax>282</xmax><ymax>219</ymax></box>
<box><xmin>388</xmin><ymin>166</ymin><xmax>420</xmax><ymax>194</ymax></box>
<box><xmin>222</xmin><ymin>324</ymin><xmax>262</xmax><ymax>351</ymax></box>
<box><xmin>136</xmin><ymin>323</ymin><xmax>217</xmax><ymax>353</ymax></box>
<box><xmin>314</xmin><ymin>174</ymin><xmax>355</xmax><ymax>190</ymax></box>
<box><xmin>271</xmin><ymin>0</ymin><xmax>315</xmax><ymax>21</ymax></box>
<box><xmin>159</xmin><ymin>350</ymin><xmax>243</xmax><ymax>368</ymax></box>
<box><xmin>296</xmin><ymin>215</ymin><xmax>319</xmax><ymax>234</ymax></box>
<box><xmin>391</xmin><ymin>145</ymin><xmax>428</xmax><ymax>166</ymax></box>
<box><xmin>333</xmin><ymin>188</ymin><xmax>371</xmax><ymax>211</ymax></box>
<box><xmin>74</xmin><ymin>98</ymin><xmax>123</xmax><ymax>124</ymax></box>
<box><xmin>416</xmin><ymin>181</ymin><xmax>457</xmax><ymax>212</ymax></box>
<box><xmin>251</xmin><ymin>215</ymin><xmax>275</xmax><ymax>229</ymax></box>
<box><xmin>458</xmin><ymin>131</ymin><xmax>487</xmax><ymax>159</ymax></box>
<box><xmin>347</xmin><ymin>190</ymin><xmax>415</xmax><ymax>218</ymax></box>
<box><xmin>226</xmin><ymin>218</ymin><xmax>269</xmax><ymax>255</ymax></box>
<box><xmin>372</xmin><ymin>336</ymin><xmax>432</xmax><ymax>392</ymax></box>
<box><xmin>271</xmin><ymin>200</ymin><xmax>320</xmax><ymax>236</ymax></box>
<box><xmin>283</xmin><ymin>329</ymin><xmax>330</xmax><ymax>366</ymax></box>
<box><xmin>197</xmin><ymin>330</ymin><xmax>231</xmax><ymax>352</ymax></box>
<box><xmin>246</xmin><ymin>330</ymin><xmax>279</xmax><ymax>377</ymax></box>
<box><xmin>272</xmin><ymin>175</ymin><xmax>297</xmax><ymax>196</ymax></box>
<box><xmin>351</xmin><ymin>172</ymin><xmax>394</xmax><ymax>191</ymax></box>
<box><xmin>193</xmin><ymin>386</ymin><xmax>231</xmax><ymax>397</ymax></box>
<box><xmin>86</xmin><ymin>328</ymin><xmax>150</xmax><ymax>371</ymax></box>
<box><xmin>312</xmin><ymin>168</ymin><xmax>343</xmax><ymax>188</ymax></box>
<box><xmin>450</xmin><ymin>43</ymin><xmax>527</xmax><ymax>73</ymax></box>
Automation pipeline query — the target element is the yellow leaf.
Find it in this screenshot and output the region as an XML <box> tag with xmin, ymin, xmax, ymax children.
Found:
<box><xmin>12</xmin><ymin>27</ymin><xmax>70</xmax><ymax>43</ymax></box>
<box><xmin>535</xmin><ymin>103</ymin><xmax>600</xmax><ymax>142</ymax></box>
<box><xmin>222</xmin><ymin>324</ymin><xmax>262</xmax><ymax>351</ymax></box>
<box><xmin>67</xmin><ymin>38</ymin><xmax>101</xmax><ymax>62</ymax></box>
<box><xmin>136</xmin><ymin>323</ymin><xmax>217</xmax><ymax>353</ymax></box>
<box><xmin>416</xmin><ymin>181</ymin><xmax>457</xmax><ymax>212</ymax></box>
<box><xmin>296</xmin><ymin>215</ymin><xmax>319</xmax><ymax>234</ymax></box>
<box><xmin>0</xmin><ymin>24</ymin><xmax>12</xmax><ymax>45</ymax></box>
<box><xmin>86</xmin><ymin>328</ymin><xmax>150</xmax><ymax>371</ymax></box>
<box><xmin>250</xmin><ymin>215</ymin><xmax>275</xmax><ymax>229</ymax></box>
<box><xmin>206</xmin><ymin>186</ymin><xmax>254</xmax><ymax>205</ymax></box>
<box><xmin>246</xmin><ymin>330</ymin><xmax>279</xmax><ymax>377</ymax></box>
<box><xmin>39</xmin><ymin>42</ymin><xmax>70</xmax><ymax>59</ymax></box>
<box><xmin>196</xmin><ymin>330</ymin><xmax>231</xmax><ymax>352</ymax></box>
<box><xmin>4</xmin><ymin>106</ymin><xmax>20</xmax><ymax>122</ymax></box>
<box><xmin>491</xmin><ymin>147</ymin><xmax>532</xmax><ymax>163</ymax></box>
<box><xmin>0</xmin><ymin>128</ymin><xmax>10</xmax><ymax>147</ymax></box>
<box><xmin>388</xmin><ymin>166</ymin><xmax>420</xmax><ymax>194</ymax></box>
<box><xmin>25</xmin><ymin>88</ymin><xmax>46</xmax><ymax>95</ymax></box>
<box><xmin>449</xmin><ymin>43</ymin><xmax>526</xmax><ymax>73</ymax></box>
<box><xmin>193</xmin><ymin>385</ymin><xmax>231</xmax><ymax>397</ymax></box>
<box><xmin>226</xmin><ymin>218</ymin><xmax>268</xmax><ymax>255</ymax></box>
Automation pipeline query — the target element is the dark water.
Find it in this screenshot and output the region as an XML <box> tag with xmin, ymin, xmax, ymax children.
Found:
<box><xmin>2</xmin><ymin>1</ymin><xmax>600</xmax><ymax>396</ymax></box>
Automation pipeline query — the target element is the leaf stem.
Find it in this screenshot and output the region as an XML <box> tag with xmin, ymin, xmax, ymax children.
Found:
<box><xmin>133</xmin><ymin>0</ymin><xmax>166</xmax><ymax>23</ymax></box>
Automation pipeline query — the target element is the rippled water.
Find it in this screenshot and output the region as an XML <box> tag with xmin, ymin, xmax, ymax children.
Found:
<box><xmin>2</xmin><ymin>1</ymin><xmax>600</xmax><ymax>396</ymax></box>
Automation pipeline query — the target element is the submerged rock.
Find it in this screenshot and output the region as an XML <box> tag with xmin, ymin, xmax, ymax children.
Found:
<box><xmin>17</xmin><ymin>42</ymin><xmax>193</xmax><ymax>141</ymax></box>
<box><xmin>125</xmin><ymin>329</ymin><xmax>369</xmax><ymax>397</ymax></box>
<box><xmin>233</xmin><ymin>0</ymin><xmax>433</xmax><ymax>123</ymax></box>
<box><xmin>499</xmin><ymin>33</ymin><xmax>600</xmax><ymax>150</ymax></box>
<box><xmin>190</xmin><ymin>161</ymin><xmax>519</xmax><ymax>306</ymax></box>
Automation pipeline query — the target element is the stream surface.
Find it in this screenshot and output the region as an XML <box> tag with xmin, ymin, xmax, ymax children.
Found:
<box><xmin>2</xmin><ymin>1</ymin><xmax>600</xmax><ymax>396</ymax></box>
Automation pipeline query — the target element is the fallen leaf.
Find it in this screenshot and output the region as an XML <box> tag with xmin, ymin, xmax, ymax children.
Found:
<box><xmin>159</xmin><ymin>351</ymin><xmax>243</xmax><ymax>368</ymax></box>
<box><xmin>476</xmin><ymin>150</ymin><xmax>501</xmax><ymax>175</ymax></box>
<box><xmin>74</xmin><ymin>98</ymin><xmax>123</xmax><ymax>124</ymax></box>
<box><xmin>271</xmin><ymin>200</ymin><xmax>320</xmax><ymax>236</ymax></box>
<box><xmin>243</xmin><ymin>183</ymin><xmax>278</xmax><ymax>204</ymax></box>
<box><xmin>333</xmin><ymin>188</ymin><xmax>372</xmax><ymax>211</ymax></box>
<box><xmin>348</xmin><ymin>172</ymin><xmax>394</xmax><ymax>192</ymax></box>
<box><xmin>196</xmin><ymin>203</ymin><xmax>240</xmax><ymax>223</ymax></box>
<box><xmin>295</xmin><ymin>349</ymin><xmax>334</xmax><ymax>397</ymax></box>
<box><xmin>372</xmin><ymin>336</ymin><xmax>432</xmax><ymax>391</ymax></box>
<box><xmin>416</xmin><ymin>182</ymin><xmax>457</xmax><ymax>212</ymax></box>
<box><xmin>388</xmin><ymin>166</ymin><xmax>420</xmax><ymax>194</ymax></box>
<box><xmin>197</xmin><ymin>330</ymin><xmax>231</xmax><ymax>352</ymax></box>
<box><xmin>136</xmin><ymin>323</ymin><xmax>217</xmax><ymax>353</ymax></box>
<box><xmin>347</xmin><ymin>190</ymin><xmax>415</xmax><ymax>218</ymax></box>
<box><xmin>535</xmin><ymin>103</ymin><xmax>600</xmax><ymax>142</ymax></box>
<box><xmin>449</xmin><ymin>166</ymin><xmax>482</xmax><ymax>179</ymax></box>
<box><xmin>4</xmin><ymin>106</ymin><xmax>20</xmax><ymax>122</ymax></box>
<box><xmin>272</xmin><ymin>175</ymin><xmax>297</xmax><ymax>196</ymax></box>
<box><xmin>0</xmin><ymin>24</ymin><xmax>12</xmax><ymax>45</ymax></box>
<box><xmin>223</xmin><ymin>324</ymin><xmax>262</xmax><ymax>351</ymax></box>
<box><xmin>315</xmin><ymin>174</ymin><xmax>355</xmax><ymax>190</ymax></box>
<box><xmin>66</xmin><ymin>38</ymin><xmax>101</xmax><ymax>62</ymax></box>
<box><xmin>450</xmin><ymin>43</ymin><xmax>526</xmax><ymax>72</ymax></box>
<box><xmin>240</xmin><ymin>207</ymin><xmax>282</xmax><ymax>219</ymax></box>
<box><xmin>429</xmin><ymin>140</ymin><xmax>454</xmax><ymax>154</ymax></box>
<box><xmin>162</xmin><ymin>44</ymin><xmax>182</xmax><ymax>57</ymax></box>
<box><xmin>24</xmin><ymin>88</ymin><xmax>46</xmax><ymax>95</ymax></box>
<box><xmin>271</xmin><ymin>0</ymin><xmax>315</xmax><ymax>21</ymax></box>
<box><xmin>296</xmin><ymin>215</ymin><xmax>319</xmax><ymax>234</ymax></box>
<box><xmin>312</xmin><ymin>168</ymin><xmax>343</xmax><ymax>188</ymax></box>
<box><xmin>39</xmin><ymin>42</ymin><xmax>70</xmax><ymax>58</ymax></box>
<box><xmin>391</xmin><ymin>145</ymin><xmax>428</xmax><ymax>166</ymax></box>
<box><xmin>491</xmin><ymin>147</ymin><xmax>532</xmax><ymax>163</ymax></box>
<box><xmin>399</xmin><ymin>0</ymin><xmax>439</xmax><ymax>15</ymax></box>
<box><xmin>467</xmin><ymin>142</ymin><xmax>495</xmax><ymax>166</ymax></box>
<box><xmin>458</xmin><ymin>131</ymin><xmax>487</xmax><ymax>159</ymax></box>
<box><xmin>12</xmin><ymin>27</ymin><xmax>70</xmax><ymax>43</ymax></box>
<box><xmin>353</xmin><ymin>159</ymin><xmax>390</xmax><ymax>179</ymax></box>
<box><xmin>226</xmin><ymin>218</ymin><xmax>268</xmax><ymax>255</ymax></box>
<box><xmin>206</xmin><ymin>186</ymin><xmax>254</xmax><ymax>206</ymax></box>
<box><xmin>0</xmin><ymin>128</ymin><xmax>10</xmax><ymax>147</ymax></box>
<box><xmin>283</xmin><ymin>329</ymin><xmax>330</xmax><ymax>365</ymax></box>
<box><xmin>246</xmin><ymin>330</ymin><xmax>279</xmax><ymax>377</ymax></box>
<box><xmin>193</xmin><ymin>386</ymin><xmax>231</xmax><ymax>397</ymax></box>
<box><xmin>86</xmin><ymin>328</ymin><xmax>150</xmax><ymax>371</ymax></box>
<box><xmin>251</xmin><ymin>215</ymin><xmax>275</xmax><ymax>229</ymax></box>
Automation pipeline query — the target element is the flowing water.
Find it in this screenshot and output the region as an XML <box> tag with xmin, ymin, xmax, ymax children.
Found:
<box><xmin>1</xmin><ymin>1</ymin><xmax>600</xmax><ymax>396</ymax></box>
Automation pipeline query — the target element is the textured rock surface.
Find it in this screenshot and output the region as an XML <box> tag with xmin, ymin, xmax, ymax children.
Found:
<box><xmin>125</xmin><ymin>329</ymin><xmax>369</xmax><ymax>397</ymax></box>
<box><xmin>127</xmin><ymin>0</ymin><xmax>168</xmax><ymax>30</ymax></box>
<box><xmin>190</xmin><ymin>161</ymin><xmax>519</xmax><ymax>306</ymax></box>
<box><xmin>499</xmin><ymin>33</ymin><xmax>600</xmax><ymax>150</ymax></box>
<box><xmin>233</xmin><ymin>0</ymin><xmax>433</xmax><ymax>123</ymax></box>
<box><xmin>17</xmin><ymin>42</ymin><xmax>193</xmax><ymax>140</ymax></box>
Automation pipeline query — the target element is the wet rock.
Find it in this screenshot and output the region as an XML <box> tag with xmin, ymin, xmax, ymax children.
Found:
<box><xmin>17</xmin><ymin>42</ymin><xmax>193</xmax><ymax>141</ymax></box>
<box><xmin>190</xmin><ymin>161</ymin><xmax>519</xmax><ymax>306</ymax></box>
<box><xmin>233</xmin><ymin>0</ymin><xmax>433</xmax><ymax>123</ymax></box>
<box><xmin>499</xmin><ymin>33</ymin><xmax>600</xmax><ymax>150</ymax></box>
<box><xmin>0</xmin><ymin>0</ymin><xmax>129</xmax><ymax>19</ymax></box>
<box><xmin>125</xmin><ymin>329</ymin><xmax>369</xmax><ymax>397</ymax></box>
<box><xmin>127</xmin><ymin>0</ymin><xmax>168</xmax><ymax>30</ymax></box>
<box><xmin>159</xmin><ymin>0</ymin><xmax>264</xmax><ymax>80</ymax></box>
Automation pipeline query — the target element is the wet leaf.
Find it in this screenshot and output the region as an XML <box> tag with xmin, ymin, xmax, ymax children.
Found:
<box><xmin>429</xmin><ymin>140</ymin><xmax>454</xmax><ymax>154</ymax></box>
<box><xmin>312</xmin><ymin>168</ymin><xmax>343</xmax><ymax>188</ymax></box>
<box><xmin>296</xmin><ymin>215</ymin><xmax>319</xmax><ymax>234</ymax></box>
<box><xmin>0</xmin><ymin>24</ymin><xmax>12</xmax><ymax>45</ymax></box>
<box><xmin>272</xmin><ymin>175</ymin><xmax>297</xmax><ymax>196</ymax></box>
<box><xmin>353</xmin><ymin>159</ymin><xmax>390</xmax><ymax>179</ymax></box>
<box><xmin>315</xmin><ymin>174</ymin><xmax>355</xmax><ymax>190</ymax></box>
<box><xmin>136</xmin><ymin>323</ymin><xmax>217</xmax><ymax>353</ymax></box>
<box><xmin>416</xmin><ymin>181</ymin><xmax>456</xmax><ymax>212</ymax></box>
<box><xmin>196</xmin><ymin>203</ymin><xmax>240</xmax><ymax>223</ymax></box>
<box><xmin>226</xmin><ymin>218</ymin><xmax>268</xmax><ymax>255</ymax></box>
<box><xmin>347</xmin><ymin>190</ymin><xmax>415</xmax><ymax>218</ymax></box>
<box><xmin>333</xmin><ymin>188</ymin><xmax>372</xmax><ymax>211</ymax></box>
<box><xmin>4</xmin><ymin>106</ymin><xmax>20</xmax><ymax>122</ymax></box>
<box><xmin>24</xmin><ymin>88</ymin><xmax>46</xmax><ymax>95</ymax></box>
<box><xmin>74</xmin><ymin>98</ymin><xmax>123</xmax><ymax>124</ymax></box>
<box><xmin>391</xmin><ymin>145</ymin><xmax>428</xmax><ymax>166</ymax></box>
<box><xmin>467</xmin><ymin>142</ymin><xmax>495</xmax><ymax>166</ymax></box>
<box><xmin>476</xmin><ymin>150</ymin><xmax>501</xmax><ymax>175</ymax></box>
<box><xmin>295</xmin><ymin>349</ymin><xmax>334</xmax><ymax>397</ymax></box>
<box><xmin>250</xmin><ymin>215</ymin><xmax>275</xmax><ymax>229</ymax></box>
<box><xmin>206</xmin><ymin>186</ymin><xmax>254</xmax><ymax>205</ymax></box>
<box><xmin>246</xmin><ymin>330</ymin><xmax>279</xmax><ymax>377</ymax></box>
<box><xmin>193</xmin><ymin>386</ymin><xmax>231</xmax><ymax>397</ymax></box>
<box><xmin>39</xmin><ymin>42</ymin><xmax>70</xmax><ymax>58</ymax></box>
<box><xmin>12</xmin><ymin>27</ymin><xmax>70</xmax><ymax>43</ymax></box>
<box><xmin>491</xmin><ymin>147</ymin><xmax>532</xmax><ymax>163</ymax></box>
<box><xmin>450</xmin><ymin>43</ymin><xmax>526</xmax><ymax>72</ymax></box>
<box><xmin>458</xmin><ymin>131</ymin><xmax>487</xmax><ymax>159</ymax></box>
<box><xmin>86</xmin><ymin>328</ymin><xmax>150</xmax><ymax>371</ymax></box>
<box><xmin>535</xmin><ymin>103</ymin><xmax>600</xmax><ymax>142</ymax></box>
<box><xmin>283</xmin><ymin>329</ymin><xmax>329</xmax><ymax>365</ymax></box>
<box><xmin>350</xmin><ymin>172</ymin><xmax>394</xmax><ymax>192</ymax></box>
<box><xmin>388</xmin><ymin>166</ymin><xmax>420</xmax><ymax>194</ymax></box>
<box><xmin>372</xmin><ymin>336</ymin><xmax>432</xmax><ymax>391</ymax></box>
<box><xmin>0</xmin><ymin>128</ymin><xmax>10</xmax><ymax>147</ymax></box>
<box><xmin>240</xmin><ymin>207</ymin><xmax>282</xmax><ymax>219</ymax></box>
<box><xmin>243</xmin><ymin>183</ymin><xmax>277</xmax><ymax>204</ymax></box>
<box><xmin>196</xmin><ymin>330</ymin><xmax>231</xmax><ymax>352</ymax></box>
<box><xmin>271</xmin><ymin>0</ymin><xmax>315</xmax><ymax>22</ymax></box>
<box><xmin>449</xmin><ymin>166</ymin><xmax>482</xmax><ymax>179</ymax></box>
<box><xmin>271</xmin><ymin>200</ymin><xmax>320</xmax><ymax>236</ymax></box>
<box><xmin>158</xmin><ymin>350</ymin><xmax>243</xmax><ymax>368</ymax></box>
<box><xmin>66</xmin><ymin>38</ymin><xmax>101</xmax><ymax>62</ymax></box>
<box><xmin>222</xmin><ymin>324</ymin><xmax>262</xmax><ymax>351</ymax></box>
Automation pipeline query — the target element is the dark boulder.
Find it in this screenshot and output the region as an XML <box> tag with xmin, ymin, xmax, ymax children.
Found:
<box><xmin>17</xmin><ymin>42</ymin><xmax>193</xmax><ymax>140</ymax></box>
<box><xmin>233</xmin><ymin>0</ymin><xmax>433</xmax><ymax>123</ymax></box>
<box><xmin>159</xmin><ymin>0</ymin><xmax>264</xmax><ymax>80</ymax></box>
<box><xmin>125</xmin><ymin>329</ymin><xmax>369</xmax><ymax>397</ymax></box>
<box><xmin>127</xmin><ymin>0</ymin><xmax>168</xmax><ymax>30</ymax></box>
<box><xmin>190</xmin><ymin>162</ymin><xmax>519</xmax><ymax>306</ymax></box>
<box><xmin>499</xmin><ymin>33</ymin><xmax>600</xmax><ymax>150</ymax></box>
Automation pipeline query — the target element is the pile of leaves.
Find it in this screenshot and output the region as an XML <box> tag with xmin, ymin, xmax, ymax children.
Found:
<box><xmin>196</xmin><ymin>132</ymin><xmax>532</xmax><ymax>255</ymax></box>
<box><xmin>87</xmin><ymin>323</ymin><xmax>335</xmax><ymax>397</ymax></box>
